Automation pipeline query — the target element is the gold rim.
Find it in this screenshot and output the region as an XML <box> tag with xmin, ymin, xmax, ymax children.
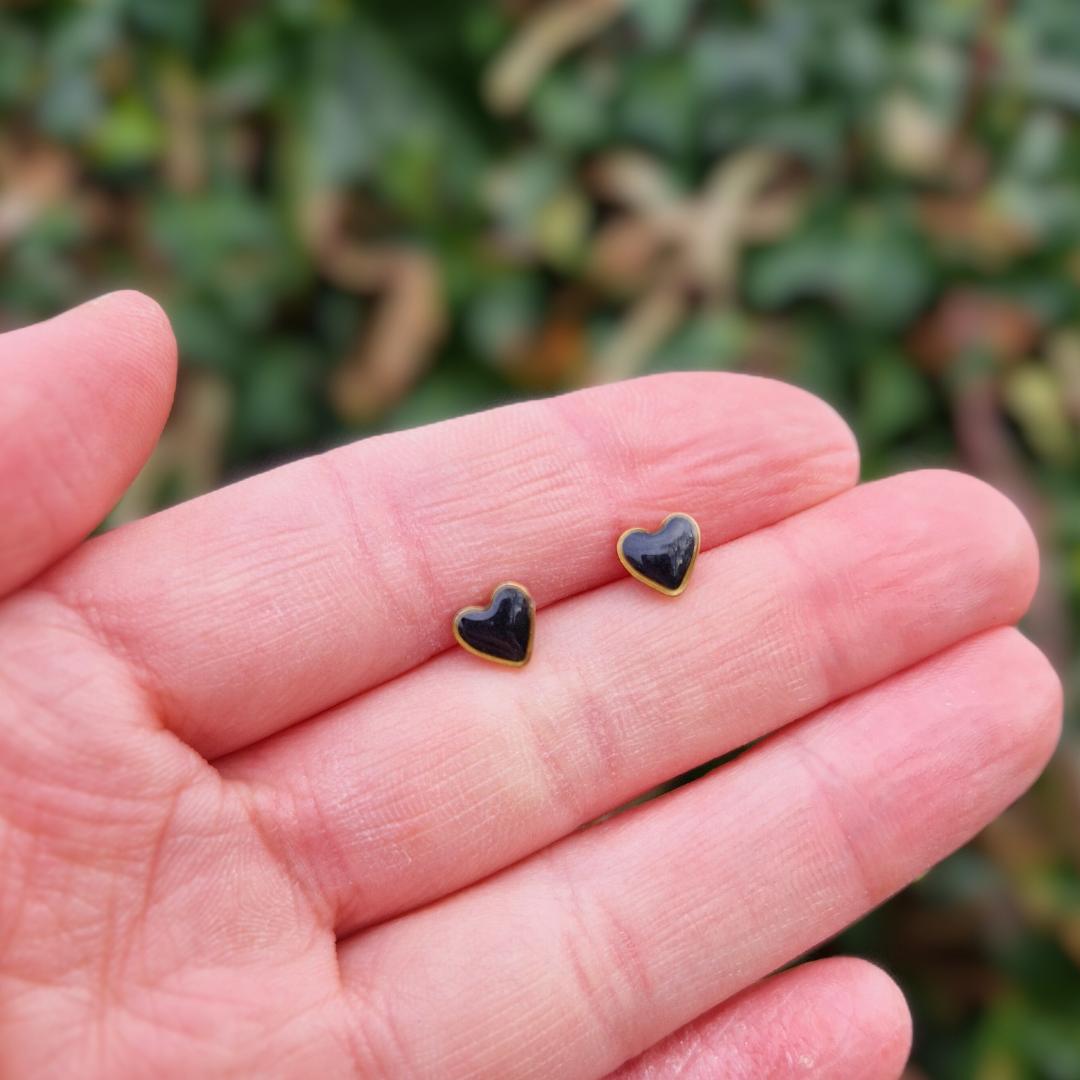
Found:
<box><xmin>616</xmin><ymin>513</ymin><xmax>701</xmax><ymax>597</ymax></box>
<box><xmin>452</xmin><ymin>581</ymin><xmax>535</xmax><ymax>667</ymax></box>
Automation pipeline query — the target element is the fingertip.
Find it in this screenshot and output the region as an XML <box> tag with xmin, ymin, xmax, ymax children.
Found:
<box><xmin>637</xmin><ymin>371</ymin><xmax>860</xmax><ymax>476</ymax></box>
<box><xmin>814</xmin><ymin>958</ymin><xmax>913</xmax><ymax>1079</ymax></box>
<box><xmin>880</xmin><ymin>469</ymin><xmax>1040</xmax><ymax>623</ymax></box>
<box><xmin>754</xmin><ymin>375</ymin><xmax>862</xmax><ymax>488</ymax></box>
<box><xmin>977</xmin><ymin>627</ymin><xmax>1064</xmax><ymax>785</ymax></box>
<box><xmin>938</xmin><ymin>470</ymin><xmax>1040</xmax><ymax>613</ymax></box>
<box><xmin>42</xmin><ymin>290</ymin><xmax>179</xmax><ymax>496</ymax></box>
<box><xmin>873</xmin><ymin>628</ymin><xmax>1063</xmax><ymax>858</ymax></box>
<box><xmin>81</xmin><ymin>290</ymin><xmax>178</xmax><ymax>421</ymax></box>
<box><xmin>580</xmin><ymin>371</ymin><xmax>861</xmax><ymax>517</ymax></box>
<box><xmin>610</xmin><ymin>956</ymin><xmax>914</xmax><ymax>1080</ymax></box>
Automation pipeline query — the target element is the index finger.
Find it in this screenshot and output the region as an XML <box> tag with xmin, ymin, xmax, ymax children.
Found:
<box><xmin>43</xmin><ymin>373</ymin><xmax>858</xmax><ymax>757</ymax></box>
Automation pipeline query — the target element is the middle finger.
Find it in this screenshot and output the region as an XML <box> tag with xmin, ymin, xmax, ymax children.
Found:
<box><xmin>221</xmin><ymin>469</ymin><xmax>1036</xmax><ymax>933</ymax></box>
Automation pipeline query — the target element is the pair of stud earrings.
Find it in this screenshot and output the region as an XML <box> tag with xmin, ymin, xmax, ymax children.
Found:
<box><xmin>452</xmin><ymin>513</ymin><xmax>700</xmax><ymax>667</ymax></box>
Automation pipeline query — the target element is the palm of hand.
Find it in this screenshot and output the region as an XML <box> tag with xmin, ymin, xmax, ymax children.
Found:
<box><xmin>0</xmin><ymin>295</ymin><xmax>1061</xmax><ymax>1080</ymax></box>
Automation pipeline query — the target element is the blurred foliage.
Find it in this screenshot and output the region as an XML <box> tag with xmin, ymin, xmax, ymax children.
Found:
<box><xmin>3</xmin><ymin>0</ymin><xmax>1080</xmax><ymax>1075</ymax></box>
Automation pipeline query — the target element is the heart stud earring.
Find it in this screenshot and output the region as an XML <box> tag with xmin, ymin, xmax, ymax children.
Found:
<box><xmin>453</xmin><ymin>582</ymin><xmax>535</xmax><ymax>667</ymax></box>
<box><xmin>617</xmin><ymin>513</ymin><xmax>701</xmax><ymax>596</ymax></box>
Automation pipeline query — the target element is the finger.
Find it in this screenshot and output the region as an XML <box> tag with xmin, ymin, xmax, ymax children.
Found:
<box><xmin>222</xmin><ymin>470</ymin><xmax>1037</xmax><ymax>932</ymax></box>
<box><xmin>0</xmin><ymin>292</ymin><xmax>176</xmax><ymax>597</ymax></box>
<box><xmin>335</xmin><ymin>628</ymin><xmax>1061</xmax><ymax>1080</ymax></box>
<box><xmin>46</xmin><ymin>373</ymin><xmax>857</xmax><ymax>757</ymax></box>
<box><xmin>607</xmin><ymin>958</ymin><xmax>911</xmax><ymax>1080</ymax></box>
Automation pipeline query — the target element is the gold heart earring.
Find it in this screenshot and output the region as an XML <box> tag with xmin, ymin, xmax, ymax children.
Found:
<box><xmin>453</xmin><ymin>582</ymin><xmax>535</xmax><ymax>667</ymax></box>
<box><xmin>617</xmin><ymin>514</ymin><xmax>701</xmax><ymax>596</ymax></box>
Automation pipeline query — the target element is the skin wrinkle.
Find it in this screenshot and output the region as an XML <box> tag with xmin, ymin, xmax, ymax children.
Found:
<box><xmin>547</xmin><ymin>618</ymin><xmax>674</xmax><ymax>799</ymax></box>
<box><xmin>541</xmin><ymin>836</ymin><xmax>687</xmax><ymax>1076</ymax></box>
<box><xmin>659</xmin><ymin>1011</ymin><xmax>742</xmax><ymax>1079</ymax></box>
<box><xmin>338</xmin><ymin>710</ymin><xmax>549</xmax><ymax>909</ymax></box>
<box><xmin>267</xmin><ymin>707</ymin><xmax>420</xmax><ymax>879</ymax></box>
<box><xmin>432</xmin><ymin>452</ymin><xmax>609</xmax><ymax>602</ymax></box>
<box><xmin>698</xmin><ymin>543</ymin><xmax>825</xmax><ymax>726</ymax></box>
<box><xmin>759</xmin><ymin>527</ymin><xmax>855</xmax><ymax>709</ymax></box>
<box><xmin>554</xmin><ymin>868</ymin><xmax>644</xmax><ymax>1073</ymax></box>
<box><xmin>412</xmin><ymin>419</ymin><xmax>561</xmax><ymax>537</ymax></box>
<box><xmin>372</xmin><ymin>460</ymin><xmax>445</xmax><ymax>656</ymax></box>
<box><xmin>782</xmin><ymin>733</ymin><xmax>878</xmax><ymax>911</ymax></box>
<box><xmin>0</xmin><ymin>820</ymin><xmax>30</xmax><ymax>958</ymax></box>
<box><xmin>558</xmin><ymin>379</ymin><xmax>648</xmax><ymax>492</ymax></box>
<box><xmin>557</xmin><ymin>381</ymin><xmax>855</xmax><ymax>549</ymax></box>
<box><xmin>550</xmin><ymin>394</ymin><xmax>632</xmax><ymax>559</ymax></box>
<box><xmin>327</xmin><ymin>995</ymin><xmax>384</xmax><ymax>1080</ymax></box>
<box><xmin>663</xmin><ymin>796</ymin><xmax>777</xmax><ymax>965</ymax></box>
<box><xmin>353</xmin><ymin>713</ymin><xmax>480</xmax><ymax>835</ymax></box>
<box><xmin>26</xmin><ymin>587</ymin><xmax>174</xmax><ymax>742</ymax></box>
<box><xmin>602</xmin><ymin>902</ymin><xmax>655</xmax><ymax>1006</ymax></box>
<box><xmin>187</xmin><ymin>546</ymin><xmax>350</xmax><ymax>644</ymax></box>
<box><xmin>568</xmin><ymin>582</ymin><xmax>721</xmax><ymax>794</ymax></box>
<box><xmin>12</xmin><ymin>454</ymin><xmax>71</xmax><ymax>551</ymax></box>
<box><xmin>0</xmin><ymin>724</ymin><xmax>170</xmax><ymax>857</ymax></box>
<box><xmin>514</xmin><ymin>665</ymin><xmax>611</xmax><ymax>828</ymax></box>
<box><xmin>759</xmin><ymin>473</ymin><xmax>1033</xmax><ymax>708</ymax></box>
<box><xmin>239</xmin><ymin>774</ymin><xmax>357</xmax><ymax>929</ymax></box>
<box><xmin>185</xmin><ymin>817</ymin><xmax>317</xmax><ymax>962</ymax></box>
<box><xmin>0</xmin><ymin>783</ymin><xmax>171</xmax><ymax>872</ymax></box>
<box><xmin>46</xmin><ymin>822</ymin><xmax>160</xmax><ymax>986</ymax></box>
<box><xmin>89</xmin><ymin>973</ymin><xmax>334</xmax><ymax>1080</ymax></box>
<box><xmin>810</xmin><ymin>978</ymin><xmax>867</xmax><ymax>1069</ymax></box>
<box><xmin>428</xmin><ymin>759</ymin><xmax>519</xmax><ymax>855</ymax></box>
<box><xmin>75</xmin><ymin>517</ymin><xmax>336</xmax><ymax>661</ymax></box>
<box><xmin>572</xmin><ymin>691</ymin><xmax>630</xmax><ymax>808</ymax></box>
<box><xmin>205</xmin><ymin>536</ymin><xmax>344</xmax><ymax>616</ymax></box>
<box><xmin>315</xmin><ymin>453</ymin><xmax>387</xmax><ymax>641</ymax></box>
<box><xmin>792</xmin><ymin>704</ymin><xmax>908</xmax><ymax>886</ymax></box>
<box><xmin>406</xmin><ymin>717</ymin><xmax>544</xmax><ymax>842</ymax></box>
<box><xmin>7</xmin><ymin>757</ymin><xmax>187</xmax><ymax>860</ymax></box>
<box><xmin>91</xmin><ymin>869</ymin><xmax>124</xmax><ymax>1063</ymax></box>
<box><xmin>1</xmin><ymin>855</ymin><xmax>138</xmax><ymax>990</ymax></box>
<box><xmin>124</xmin><ymin>783</ymin><xmax>186</xmax><ymax>980</ymax></box>
<box><xmin>694</xmin><ymin>421</ymin><xmax>849</xmax><ymax>518</ymax></box>
<box><xmin>342</xmin><ymin>950</ymin><xmax>429</xmax><ymax>1080</ymax></box>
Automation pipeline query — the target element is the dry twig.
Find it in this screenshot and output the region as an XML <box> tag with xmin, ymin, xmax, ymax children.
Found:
<box><xmin>485</xmin><ymin>0</ymin><xmax>629</xmax><ymax>114</ymax></box>
<box><xmin>304</xmin><ymin>192</ymin><xmax>447</xmax><ymax>422</ymax></box>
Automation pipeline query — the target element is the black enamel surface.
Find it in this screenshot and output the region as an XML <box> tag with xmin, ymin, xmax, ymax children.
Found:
<box><xmin>454</xmin><ymin>584</ymin><xmax>534</xmax><ymax>665</ymax></box>
<box><xmin>619</xmin><ymin>514</ymin><xmax>700</xmax><ymax>594</ymax></box>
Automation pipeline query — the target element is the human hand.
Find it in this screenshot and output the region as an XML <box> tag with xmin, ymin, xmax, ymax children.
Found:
<box><xmin>0</xmin><ymin>293</ymin><xmax>1061</xmax><ymax>1079</ymax></box>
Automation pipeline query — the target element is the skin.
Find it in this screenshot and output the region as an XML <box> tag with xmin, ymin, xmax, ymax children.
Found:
<box><xmin>0</xmin><ymin>291</ymin><xmax>1062</xmax><ymax>1080</ymax></box>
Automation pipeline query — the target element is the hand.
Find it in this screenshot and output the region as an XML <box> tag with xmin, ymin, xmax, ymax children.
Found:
<box><xmin>0</xmin><ymin>293</ymin><xmax>1060</xmax><ymax>1080</ymax></box>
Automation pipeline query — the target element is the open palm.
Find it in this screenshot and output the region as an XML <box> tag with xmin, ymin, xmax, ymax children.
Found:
<box><xmin>0</xmin><ymin>293</ymin><xmax>1061</xmax><ymax>1079</ymax></box>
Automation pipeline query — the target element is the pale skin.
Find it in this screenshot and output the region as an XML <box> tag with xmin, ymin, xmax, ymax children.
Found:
<box><xmin>0</xmin><ymin>291</ymin><xmax>1063</xmax><ymax>1079</ymax></box>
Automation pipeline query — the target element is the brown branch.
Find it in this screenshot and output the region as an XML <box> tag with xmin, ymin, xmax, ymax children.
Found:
<box><xmin>484</xmin><ymin>0</ymin><xmax>628</xmax><ymax>115</ymax></box>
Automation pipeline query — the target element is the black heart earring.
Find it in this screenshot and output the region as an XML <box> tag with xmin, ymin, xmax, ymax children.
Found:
<box><xmin>453</xmin><ymin>582</ymin><xmax>535</xmax><ymax>667</ymax></box>
<box><xmin>617</xmin><ymin>513</ymin><xmax>701</xmax><ymax>596</ymax></box>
